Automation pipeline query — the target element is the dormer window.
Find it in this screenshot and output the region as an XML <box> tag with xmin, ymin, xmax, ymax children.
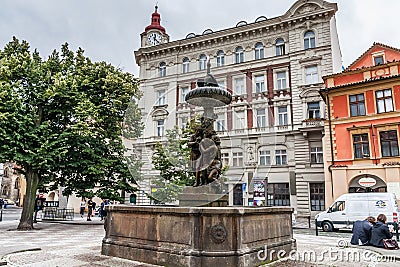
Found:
<box><xmin>374</xmin><ymin>55</ymin><xmax>384</xmax><ymax>65</ymax></box>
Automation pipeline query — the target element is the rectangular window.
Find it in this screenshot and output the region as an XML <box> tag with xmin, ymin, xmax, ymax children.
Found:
<box><xmin>156</xmin><ymin>119</ymin><xmax>165</xmax><ymax>136</ymax></box>
<box><xmin>353</xmin><ymin>134</ymin><xmax>370</xmax><ymax>159</ymax></box>
<box><xmin>256</xmin><ymin>109</ymin><xmax>266</xmax><ymax>128</ymax></box>
<box><xmin>157</xmin><ymin>90</ymin><xmax>166</xmax><ymax>106</ymax></box>
<box><xmin>259</xmin><ymin>150</ymin><xmax>271</xmax><ymax>166</ymax></box>
<box><xmin>221</xmin><ymin>153</ymin><xmax>230</xmax><ymax>166</ymax></box>
<box><xmin>275</xmin><ymin>149</ymin><xmax>287</xmax><ymax>165</ymax></box>
<box><xmin>234</xmin><ymin>77</ymin><xmax>245</xmax><ymax>95</ymax></box>
<box><xmin>235</xmin><ymin>111</ymin><xmax>245</xmax><ymax>129</ymax></box>
<box><xmin>374</xmin><ymin>55</ymin><xmax>384</xmax><ymax>65</ymax></box>
<box><xmin>307</xmin><ymin>102</ymin><xmax>320</xmax><ymax>119</ymax></box>
<box><xmin>216</xmin><ymin>117</ymin><xmax>226</xmax><ymax>131</ymax></box>
<box><xmin>380</xmin><ymin>130</ymin><xmax>399</xmax><ymax>157</ymax></box>
<box><xmin>305</xmin><ymin>66</ymin><xmax>318</xmax><ymax>84</ymax></box>
<box><xmin>278</xmin><ymin>106</ymin><xmax>288</xmax><ymax>126</ymax></box>
<box><xmin>180</xmin><ymin>117</ymin><xmax>188</xmax><ymax>129</ymax></box>
<box><xmin>376</xmin><ymin>89</ymin><xmax>394</xmax><ymax>113</ymax></box>
<box><xmin>255</xmin><ymin>75</ymin><xmax>265</xmax><ymax>93</ymax></box>
<box><xmin>266</xmin><ymin>183</ymin><xmax>290</xmax><ymax>206</ymax></box>
<box><xmin>310</xmin><ymin>183</ymin><xmax>325</xmax><ymax>211</ymax></box>
<box><xmin>349</xmin><ymin>94</ymin><xmax>366</xmax><ymax>116</ymax></box>
<box><xmin>310</xmin><ymin>147</ymin><xmax>323</xmax><ymax>163</ymax></box>
<box><xmin>181</xmin><ymin>87</ymin><xmax>189</xmax><ymax>103</ymax></box>
<box><xmin>232</xmin><ymin>152</ymin><xmax>243</xmax><ymax>167</ymax></box>
<box><xmin>276</xmin><ymin>71</ymin><xmax>287</xmax><ymax>90</ymax></box>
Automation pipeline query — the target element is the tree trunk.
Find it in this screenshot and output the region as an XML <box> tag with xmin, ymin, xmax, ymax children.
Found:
<box><xmin>17</xmin><ymin>168</ymin><xmax>39</xmax><ymax>230</ymax></box>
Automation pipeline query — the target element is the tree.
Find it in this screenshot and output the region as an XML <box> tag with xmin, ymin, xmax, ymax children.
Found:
<box><xmin>0</xmin><ymin>37</ymin><xmax>143</xmax><ymax>230</ymax></box>
<box><xmin>151</xmin><ymin>124</ymin><xmax>195</xmax><ymax>203</ymax></box>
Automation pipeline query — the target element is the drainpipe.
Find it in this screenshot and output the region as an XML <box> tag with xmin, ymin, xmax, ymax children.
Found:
<box><xmin>325</xmin><ymin>88</ymin><xmax>335</xmax><ymax>199</ymax></box>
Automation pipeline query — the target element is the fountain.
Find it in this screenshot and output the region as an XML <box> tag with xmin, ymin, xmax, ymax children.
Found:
<box><xmin>102</xmin><ymin>60</ymin><xmax>296</xmax><ymax>267</ymax></box>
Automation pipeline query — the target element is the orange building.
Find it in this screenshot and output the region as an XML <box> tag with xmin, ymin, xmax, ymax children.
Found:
<box><xmin>321</xmin><ymin>43</ymin><xmax>400</xmax><ymax>206</ymax></box>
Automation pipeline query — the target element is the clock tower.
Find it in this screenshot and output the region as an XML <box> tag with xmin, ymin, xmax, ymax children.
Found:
<box><xmin>141</xmin><ymin>6</ymin><xmax>169</xmax><ymax>47</ymax></box>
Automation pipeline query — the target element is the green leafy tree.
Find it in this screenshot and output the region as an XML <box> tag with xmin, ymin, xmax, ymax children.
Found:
<box><xmin>151</xmin><ymin>124</ymin><xmax>195</xmax><ymax>203</ymax></box>
<box><xmin>0</xmin><ymin>37</ymin><xmax>143</xmax><ymax>230</ymax></box>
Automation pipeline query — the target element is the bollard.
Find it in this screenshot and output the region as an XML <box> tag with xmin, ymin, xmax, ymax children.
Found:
<box><xmin>0</xmin><ymin>208</ymin><xmax>2</xmax><ymax>222</ymax></box>
<box><xmin>308</xmin><ymin>215</ymin><xmax>311</xmax><ymax>228</ymax></box>
<box><xmin>315</xmin><ymin>218</ymin><xmax>318</xmax><ymax>236</ymax></box>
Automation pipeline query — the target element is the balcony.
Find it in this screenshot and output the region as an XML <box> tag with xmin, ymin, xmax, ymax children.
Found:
<box><xmin>301</xmin><ymin>118</ymin><xmax>325</xmax><ymax>128</ymax></box>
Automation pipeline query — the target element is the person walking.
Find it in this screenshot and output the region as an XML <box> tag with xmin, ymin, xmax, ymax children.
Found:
<box><xmin>87</xmin><ymin>197</ymin><xmax>93</xmax><ymax>221</ymax></box>
<box><xmin>79</xmin><ymin>198</ymin><xmax>86</xmax><ymax>218</ymax></box>
<box><xmin>370</xmin><ymin>214</ymin><xmax>393</xmax><ymax>248</ymax></box>
<box><xmin>350</xmin><ymin>216</ymin><xmax>375</xmax><ymax>245</ymax></box>
<box><xmin>100</xmin><ymin>199</ymin><xmax>109</xmax><ymax>221</ymax></box>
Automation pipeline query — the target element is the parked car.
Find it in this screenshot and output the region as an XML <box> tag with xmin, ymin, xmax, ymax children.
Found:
<box><xmin>315</xmin><ymin>192</ymin><xmax>399</xmax><ymax>232</ymax></box>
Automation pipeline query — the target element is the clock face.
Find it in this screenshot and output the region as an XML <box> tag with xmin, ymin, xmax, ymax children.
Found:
<box><xmin>147</xmin><ymin>32</ymin><xmax>162</xmax><ymax>45</ymax></box>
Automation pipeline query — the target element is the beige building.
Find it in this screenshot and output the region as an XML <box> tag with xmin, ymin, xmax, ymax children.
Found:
<box><xmin>133</xmin><ymin>0</ymin><xmax>342</xmax><ymax>217</ymax></box>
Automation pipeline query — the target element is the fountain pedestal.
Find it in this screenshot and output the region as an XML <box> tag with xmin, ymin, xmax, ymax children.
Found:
<box><xmin>102</xmin><ymin>205</ymin><xmax>296</xmax><ymax>267</ymax></box>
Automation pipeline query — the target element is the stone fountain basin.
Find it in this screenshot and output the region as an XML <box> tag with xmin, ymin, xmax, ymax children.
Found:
<box><xmin>185</xmin><ymin>86</ymin><xmax>232</xmax><ymax>107</ymax></box>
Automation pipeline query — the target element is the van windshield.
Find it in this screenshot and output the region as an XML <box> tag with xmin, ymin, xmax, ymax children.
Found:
<box><xmin>330</xmin><ymin>201</ymin><xmax>345</xmax><ymax>212</ymax></box>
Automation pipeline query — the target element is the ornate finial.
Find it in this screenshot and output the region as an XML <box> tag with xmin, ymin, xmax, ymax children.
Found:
<box><xmin>155</xmin><ymin>5</ymin><xmax>158</xmax><ymax>13</ymax></box>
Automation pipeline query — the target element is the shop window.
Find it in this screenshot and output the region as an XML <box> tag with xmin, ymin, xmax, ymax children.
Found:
<box><xmin>266</xmin><ymin>183</ymin><xmax>290</xmax><ymax>206</ymax></box>
<box><xmin>310</xmin><ymin>183</ymin><xmax>325</xmax><ymax>211</ymax></box>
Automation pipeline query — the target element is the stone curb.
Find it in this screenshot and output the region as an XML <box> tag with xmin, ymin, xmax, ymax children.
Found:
<box><xmin>1</xmin><ymin>248</ymin><xmax>41</xmax><ymax>266</ymax></box>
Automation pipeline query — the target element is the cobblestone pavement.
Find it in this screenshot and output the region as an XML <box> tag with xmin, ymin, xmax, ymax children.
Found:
<box><xmin>1</xmin><ymin>214</ymin><xmax>399</xmax><ymax>267</ymax></box>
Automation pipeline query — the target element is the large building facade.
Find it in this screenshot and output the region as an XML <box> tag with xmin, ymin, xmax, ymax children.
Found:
<box><xmin>133</xmin><ymin>0</ymin><xmax>342</xmax><ymax>217</ymax></box>
<box><xmin>321</xmin><ymin>43</ymin><xmax>400</xmax><ymax>206</ymax></box>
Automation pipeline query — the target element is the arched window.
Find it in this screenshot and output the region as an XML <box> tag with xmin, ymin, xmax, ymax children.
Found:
<box><xmin>216</xmin><ymin>50</ymin><xmax>225</xmax><ymax>67</ymax></box>
<box><xmin>304</xmin><ymin>30</ymin><xmax>315</xmax><ymax>49</ymax></box>
<box><xmin>199</xmin><ymin>54</ymin><xmax>207</xmax><ymax>70</ymax></box>
<box><xmin>275</xmin><ymin>38</ymin><xmax>285</xmax><ymax>56</ymax></box>
<box><xmin>182</xmin><ymin>57</ymin><xmax>189</xmax><ymax>73</ymax></box>
<box><xmin>255</xmin><ymin>42</ymin><xmax>264</xmax><ymax>60</ymax></box>
<box><xmin>235</xmin><ymin>46</ymin><xmax>244</xmax><ymax>63</ymax></box>
<box><xmin>159</xmin><ymin>62</ymin><xmax>166</xmax><ymax>77</ymax></box>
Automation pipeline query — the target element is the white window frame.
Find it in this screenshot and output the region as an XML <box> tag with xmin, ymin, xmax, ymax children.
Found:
<box><xmin>310</xmin><ymin>147</ymin><xmax>323</xmax><ymax>163</ymax></box>
<box><xmin>216</xmin><ymin>114</ymin><xmax>226</xmax><ymax>131</ymax></box>
<box><xmin>182</xmin><ymin>57</ymin><xmax>189</xmax><ymax>73</ymax></box>
<box><xmin>278</xmin><ymin>106</ymin><xmax>288</xmax><ymax>126</ymax></box>
<box><xmin>275</xmin><ymin>38</ymin><xmax>285</xmax><ymax>56</ymax></box>
<box><xmin>156</xmin><ymin>119</ymin><xmax>165</xmax><ymax>136</ymax></box>
<box><xmin>254</xmin><ymin>74</ymin><xmax>265</xmax><ymax>93</ymax></box>
<box><xmin>304</xmin><ymin>30</ymin><xmax>315</xmax><ymax>49</ymax></box>
<box><xmin>180</xmin><ymin>117</ymin><xmax>188</xmax><ymax>129</ymax></box>
<box><xmin>234</xmin><ymin>110</ymin><xmax>246</xmax><ymax>129</ymax></box>
<box><xmin>157</xmin><ymin>90</ymin><xmax>166</xmax><ymax>106</ymax></box>
<box><xmin>235</xmin><ymin>47</ymin><xmax>244</xmax><ymax>63</ymax></box>
<box><xmin>181</xmin><ymin>86</ymin><xmax>189</xmax><ymax>103</ymax></box>
<box><xmin>275</xmin><ymin>149</ymin><xmax>287</xmax><ymax>165</ymax></box>
<box><xmin>232</xmin><ymin>152</ymin><xmax>243</xmax><ymax>167</ymax></box>
<box><xmin>234</xmin><ymin>77</ymin><xmax>245</xmax><ymax>95</ymax></box>
<box><xmin>199</xmin><ymin>54</ymin><xmax>207</xmax><ymax>70</ymax></box>
<box><xmin>221</xmin><ymin>152</ymin><xmax>230</xmax><ymax>166</ymax></box>
<box><xmin>256</xmin><ymin>108</ymin><xmax>267</xmax><ymax>128</ymax></box>
<box><xmin>307</xmin><ymin>101</ymin><xmax>321</xmax><ymax>119</ymax></box>
<box><xmin>216</xmin><ymin>50</ymin><xmax>225</xmax><ymax>67</ymax></box>
<box><xmin>159</xmin><ymin>62</ymin><xmax>166</xmax><ymax>77</ymax></box>
<box><xmin>276</xmin><ymin>71</ymin><xmax>287</xmax><ymax>90</ymax></box>
<box><xmin>255</xmin><ymin>42</ymin><xmax>264</xmax><ymax>60</ymax></box>
<box><xmin>305</xmin><ymin>65</ymin><xmax>318</xmax><ymax>85</ymax></box>
<box><xmin>259</xmin><ymin>150</ymin><xmax>271</xmax><ymax>166</ymax></box>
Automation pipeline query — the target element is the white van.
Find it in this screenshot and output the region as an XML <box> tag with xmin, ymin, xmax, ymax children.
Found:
<box><xmin>315</xmin><ymin>193</ymin><xmax>399</xmax><ymax>232</ymax></box>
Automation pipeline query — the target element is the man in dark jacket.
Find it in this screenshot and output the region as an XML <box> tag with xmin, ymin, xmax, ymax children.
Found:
<box><xmin>370</xmin><ymin>214</ymin><xmax>393</xmax><ymax>248</ymax></box>
<box><xmin>350</xmin><ymin>216</ymin><xmax>375</xmax><ymax>245</ymax></box>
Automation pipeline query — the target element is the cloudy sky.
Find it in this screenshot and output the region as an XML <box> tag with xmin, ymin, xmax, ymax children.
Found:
<box><xmin>1</xmin><ymin>0</ymin><xmax>400</xmax><ymax>76</ymax></box>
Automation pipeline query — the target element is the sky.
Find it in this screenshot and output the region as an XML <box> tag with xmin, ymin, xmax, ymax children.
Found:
<box><xmin>1</xmin><ymin>0</ymin><xmax>400</xmax><ymax>76</ymax></box>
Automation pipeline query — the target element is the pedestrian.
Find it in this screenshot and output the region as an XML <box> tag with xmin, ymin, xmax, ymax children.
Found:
<box><xmin>91</xmin><ymin>200</ymin><xmax>96</xmax><ymax>217</ymax></box>
<box><xmin>87</xmin><ymin>197</ymin><xmax>93</xmax><ymax>221</ymax></box>
<box><xmin>370</xmin><ymin>214</ymin><xmax>393</xmax><ymax>248</ymax></box>
<box><xmin>79</xmin><ymin>198</ymin><xmax>86</xmax><ymax>218</ymax></box>
<box><xmin>350</xmin><ymin>216</ymin><xmax>375</xmax><ymax>245</ymax></box>
<box><xmin>0</xmin><ymin>199</ymin><xmax>3</xmax><ymax>209</ymax></box>
<box><xmin>100</xmin><ymin>199</ymin><xmax>108</xmax><ymax>221</ymax></box>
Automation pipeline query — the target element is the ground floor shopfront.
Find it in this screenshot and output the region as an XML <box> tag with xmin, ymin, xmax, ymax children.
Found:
<box><xmin>324</xmin><ymin>164</ymin><xmax>400</xmax><ymax>207</ymax></box>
